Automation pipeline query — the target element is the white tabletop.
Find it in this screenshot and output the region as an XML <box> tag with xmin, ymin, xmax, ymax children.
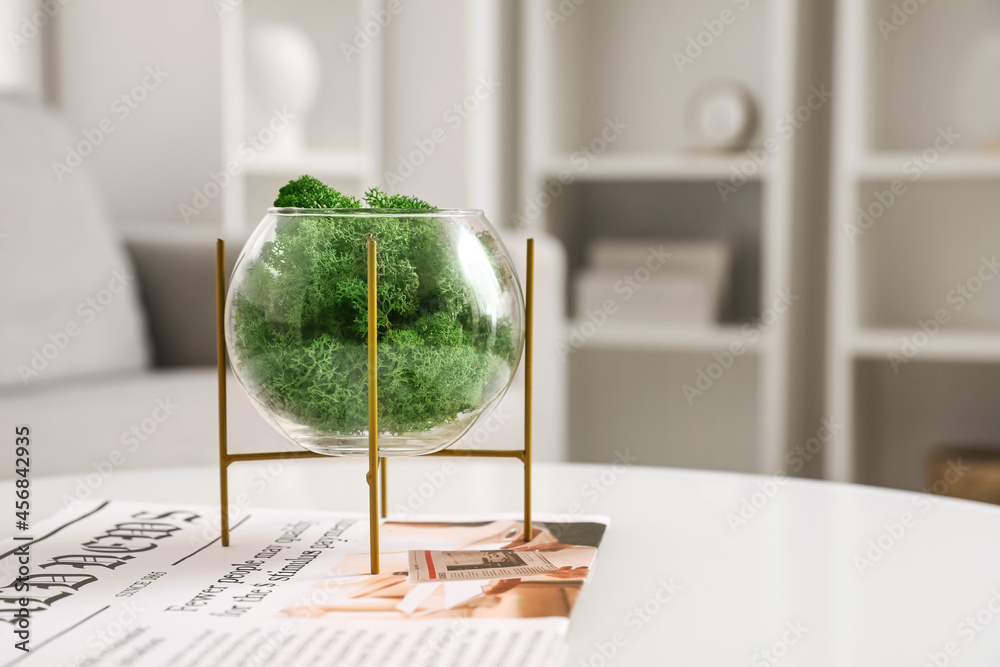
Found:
<box><xmin>9</xmin><ymin>459</ymin><xmax>1000</xmax><ymax>665</ymax></box>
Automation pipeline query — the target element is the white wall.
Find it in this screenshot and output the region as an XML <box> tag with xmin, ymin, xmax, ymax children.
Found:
<box><xmin>55</xmin><ymin>0</ymin><xmax>223</xmax><ymax>224</ymax></box>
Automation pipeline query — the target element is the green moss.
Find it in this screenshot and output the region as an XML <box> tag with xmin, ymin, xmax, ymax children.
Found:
<box><xmin>363</xmin><ymin>186</ymin><xmax>433</xmax><ymax>210</ymax></box>
<box><xmin>229</xmin><ymin>176</ymin><xmax>515</xmax><ymax>434</ymax></box>
<box><xmin>273</xmin><ymin>175</ymin><xmax>361</xmax><ymax>209</ymax></box>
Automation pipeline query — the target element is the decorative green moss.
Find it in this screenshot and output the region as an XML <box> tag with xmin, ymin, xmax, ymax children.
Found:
<box><xmin>230</xmin><ymin>176</ymin><xmax>515</xmax><ymax>435</ymax></box>
<box><xmin>273</xmin><ymin>175</ymin><xmax>361</xmax><ymax>209</ymax></box>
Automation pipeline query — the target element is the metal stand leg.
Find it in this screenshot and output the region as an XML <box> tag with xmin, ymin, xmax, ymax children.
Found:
<box><xmin>524</xmin><ymin>238</ymin><xmax>534</xmax><ymax>541</ymax></box>
<box><xmin>217</xmin><ymin>240</ymin><xmax>230</xmax><ymax>546</ymax></box>
<box><xmin>366</xmin><ymin>238</ymin><xmax>380</xmax><ymax>574</ymax></box>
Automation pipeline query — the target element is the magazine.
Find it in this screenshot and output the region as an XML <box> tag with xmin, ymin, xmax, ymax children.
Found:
<box><xmin>0</xmin><ymin>501</ymin><xmax>606</xmax><ymax>666</ymax></box>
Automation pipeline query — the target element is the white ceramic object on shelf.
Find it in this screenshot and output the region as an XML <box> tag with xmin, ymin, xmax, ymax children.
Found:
<box><xmin>955</xmin><ymin>31</ymin><xmax>1000</xmax><ymax>151</ymax></box>
<box><xmin>245</xmin><ymin>23</ymin><xmax>322</xmax><ymax>154</ymax></box>
<box><xmin>574</xmin><ymin>238</ymin><xmax>731</xmax><ymax>324</ymax></box>
<box><xmin>685</xmin><ymin>81</ymin><xmax>757</xmax><ymax>152</ymax></box>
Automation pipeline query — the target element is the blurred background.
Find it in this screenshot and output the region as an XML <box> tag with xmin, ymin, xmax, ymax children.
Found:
<box><xmin>4</xmin><ymin>0</ymin><xmax>1000</xmax><ymax>501</ymax></box>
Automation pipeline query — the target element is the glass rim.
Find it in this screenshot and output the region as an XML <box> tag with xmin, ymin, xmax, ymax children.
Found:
<box><xmin>268</xmin><ymin>207</ymin><xmax>485</xmax><ymax>217</ymax></box>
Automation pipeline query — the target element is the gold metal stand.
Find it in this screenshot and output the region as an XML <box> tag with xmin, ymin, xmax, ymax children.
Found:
<box><xmin>365</xmin><ymin>238</ymin><xmax>380</xmax><ymax>573</ymax></box>
<box><xmin>216</xmin><ymin>237</ymin><xmax>535</xmax><ymax>573</ymax></box>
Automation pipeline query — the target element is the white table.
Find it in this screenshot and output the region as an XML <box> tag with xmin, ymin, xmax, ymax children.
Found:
<box><xmin>9</xmin><ymin>459</ymin><xmax>1000</xmax><ymax>665</ymax></box>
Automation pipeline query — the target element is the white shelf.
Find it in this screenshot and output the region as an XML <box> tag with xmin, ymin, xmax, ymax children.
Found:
<box><xmin>567</xmin><ymin>320</ymin><xmax>763</xmax><ymax>354</ymax></box>
<box><xmin>246</xmin><ymin>150</ymin><xmax>368</xmax><ymax>178</ymax></box>
<box><xmin>524</xmin><ymin>0</ymin><xmax>803</xmax><ymax>476</ymax></box>
<box><xmin>822</xmin><ymin>0</ymin><xmax>1000</xmax><ymax>484</ymax></box>
<box><xmin>852</xmin><ymin>329</ymin><xmax>1000</xmax><ymax>364</ymax></box>
<box><xmin>541</xmin><ymin>153</ymin><xmax>768</xmax><ymax>183</ymax></box>
<box><xmin>858</xmin><ymin>153</ymin><xmax>1000</xmax><ymax>181</ymax></box>
<box><xmin>221</xmin><ymin>0</ymin><xmax>384</xmax><ymax>234</ymax></box>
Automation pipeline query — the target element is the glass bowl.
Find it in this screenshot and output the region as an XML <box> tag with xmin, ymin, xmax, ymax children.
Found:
<box><xmin>224</xmin><ymin>207</ymin><xmax>525</xmax><ymax>457</ymax></box>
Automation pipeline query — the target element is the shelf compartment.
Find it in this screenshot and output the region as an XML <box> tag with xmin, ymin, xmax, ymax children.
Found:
<box><xmin>866</xmin><ymin>0</ymin><xmax>1000</xmax><ymax>152</ymax></box>
<box><xmin>567</xmin><ymin>321</ymin><xmax>764</xmax><ymax>353</ymax></box>
<box><xmin>569</xmin><ymin>348</ymin><xmax>760</xmax><ymax>472</ymax></box>
<box><xmin>546</xmin><ymin>0</ymin><xmax>769</xmax><ymax>155</ymax></box>
<box><xmin>855</xmin><ymin>359</ymin><xmax>1000</xmax><ymax>491</ymax></box>
<box><xmin>546</xmin><ymin>180</ymin><xmax>763</xmax><ymax>324</ymax></box>
<box><xmin>855</xmin><ymin>181</ymin><xmax>1000</xmax><ymax>330</ymax></box>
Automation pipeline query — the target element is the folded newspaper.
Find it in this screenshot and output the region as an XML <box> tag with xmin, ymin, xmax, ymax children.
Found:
<box><xmin>0</xmin><ymin>501</ymin><xmax>606</xmax><ymax>666</ymax></box>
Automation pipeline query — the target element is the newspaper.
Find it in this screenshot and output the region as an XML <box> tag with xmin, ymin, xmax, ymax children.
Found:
<box><xmin>408</xmin><ymin>550</ymin><xmax>559</xmax><ymax>583</ymax></box>
<box><xmin>0</xmin><ymin>501</ymin><xmax>606</xmax><ymax>666</ymax></box>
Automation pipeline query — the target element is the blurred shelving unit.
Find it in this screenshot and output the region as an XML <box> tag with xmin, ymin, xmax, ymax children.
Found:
<box><xmin>858</xmin><ymin>153</ymin><xmax>1000</xmax><ymax>180</ymax></box>
<box><xmin>520</xmin><ymin>0</ymin><xmax>811</xmax><ymax>474</ymax></box>
<box><xmin>246</xmin><ymin>151</ymin><xmax>369</xmax><ymax>178</ymax></box>
<box><xmin>219</xmin><ymin>0</ymin><xmax>384</xmax><ymax>236</ymax></box>
<box><xmin>828</xmin><ymin>0</ymin><xmax>1000</xmax><ymax>488</ymax></box>
<box><xmin>540</xmin><ymin>154</ymin><xmax>771</xmax><ymax>182</ymax></box>
<box><xmin>570</xmin><ymin>321</ymin><xmax>762</xmax><ymax>354</ymax></box>
<box><xmin>219</xmin><ymin>0</ymin><xmax>513</xmax><ymax>232</ymax></box>
<box><xmin>853</xmin><ymin>330</ymin><xmax>1000</xmax><ymax>364</ymax></box>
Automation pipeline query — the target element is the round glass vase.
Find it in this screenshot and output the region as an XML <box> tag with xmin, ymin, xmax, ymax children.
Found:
<box><xmin>224</xmin><ymin>207</ymin><xmax>525</xmax><ymax>457</ymax></box>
